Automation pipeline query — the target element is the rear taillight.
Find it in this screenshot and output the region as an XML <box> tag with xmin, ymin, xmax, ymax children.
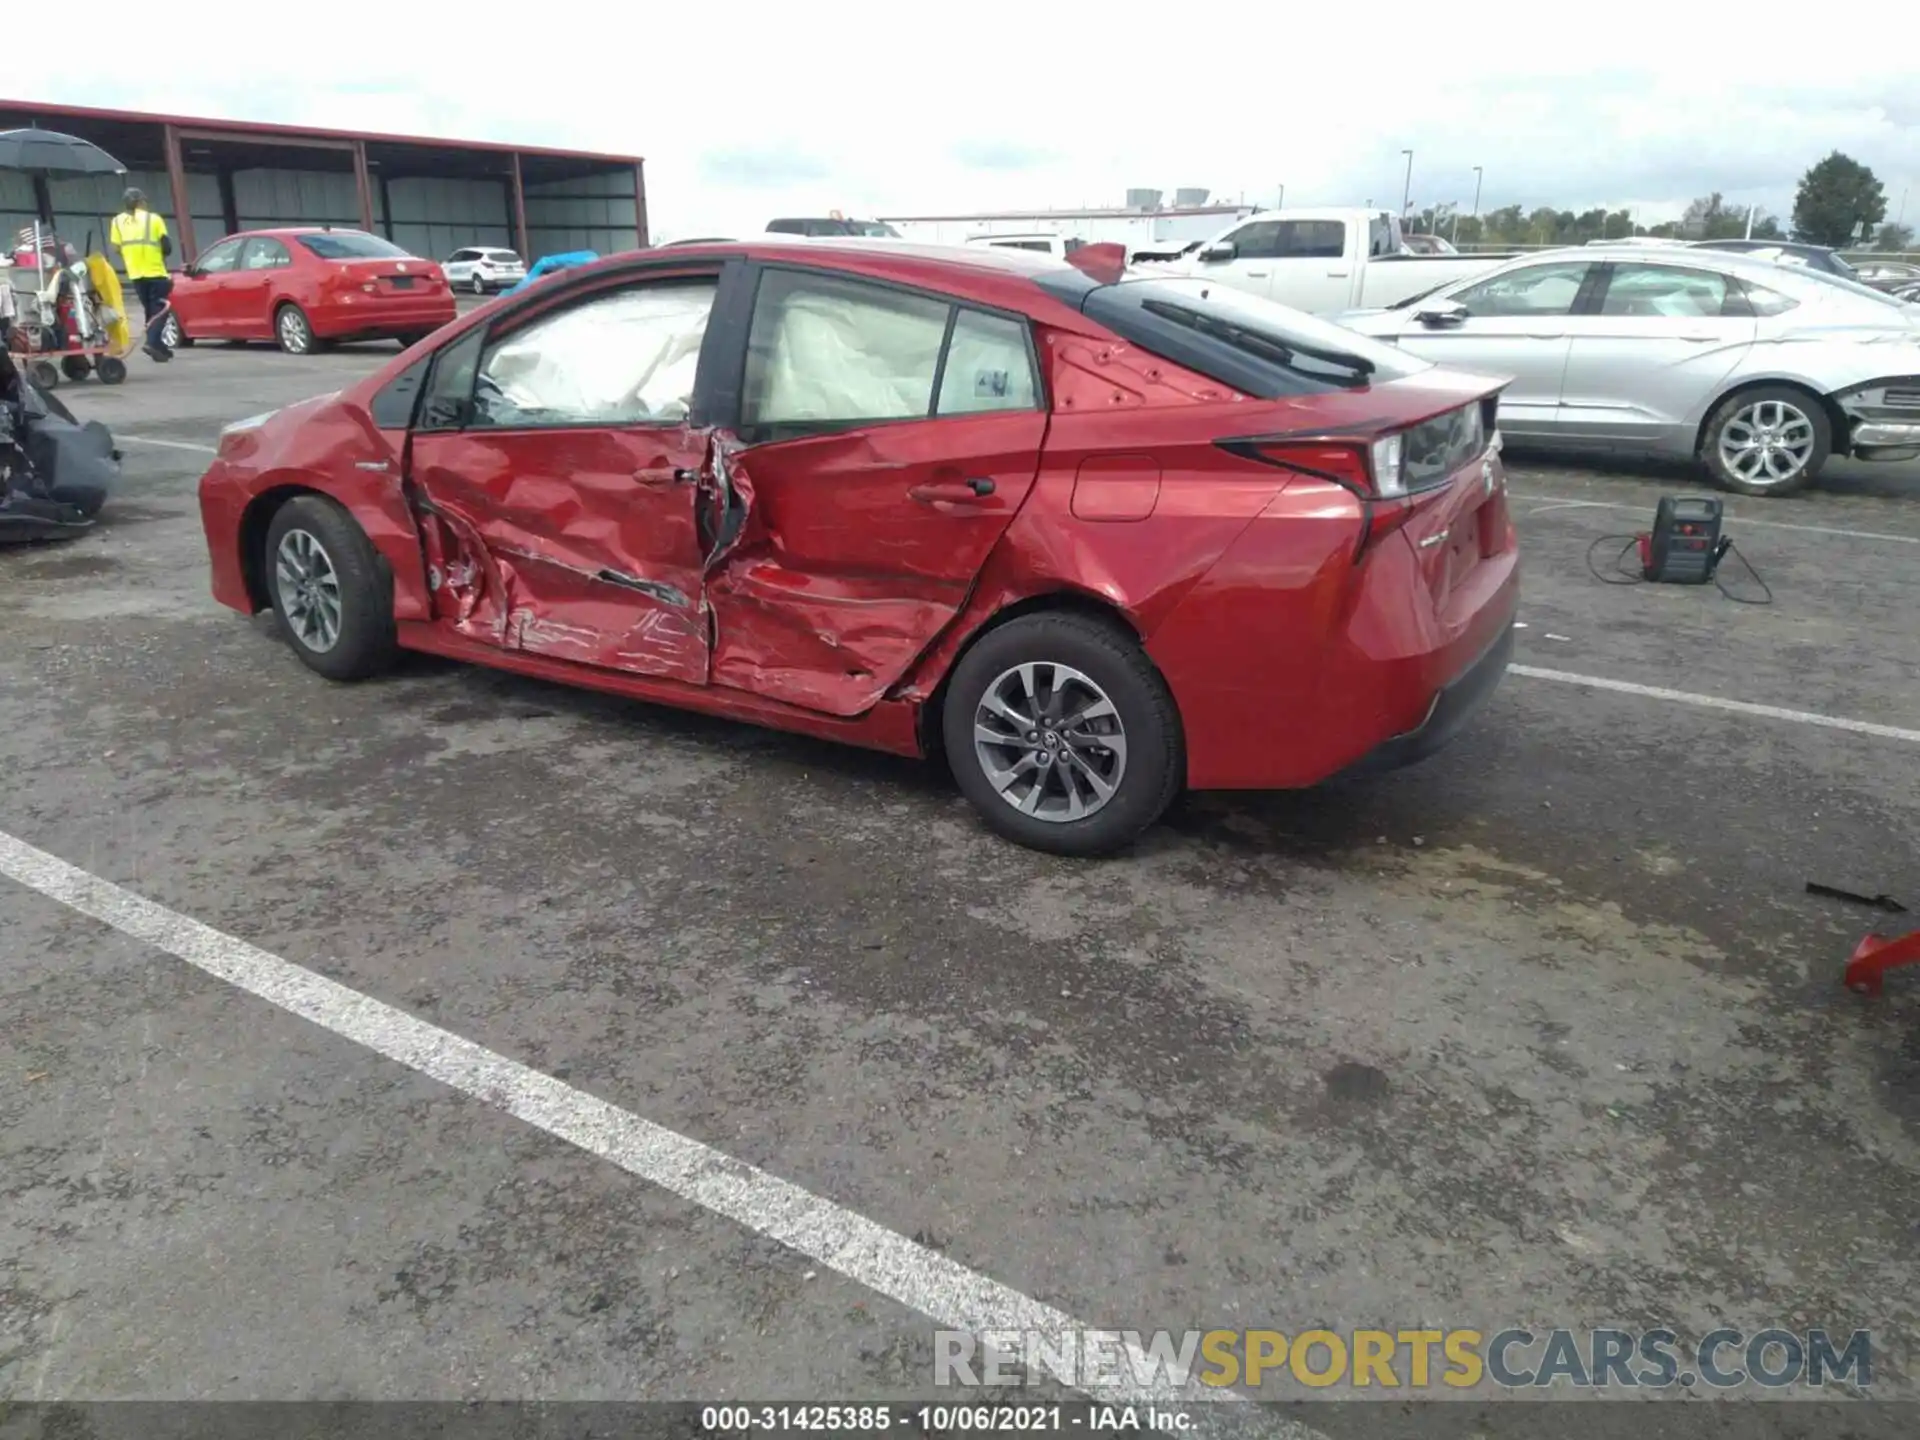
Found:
<box><xmin>1245</xmin><ymin>438</ymin><xmax>1415</xmax><ymax>553</ymax></box>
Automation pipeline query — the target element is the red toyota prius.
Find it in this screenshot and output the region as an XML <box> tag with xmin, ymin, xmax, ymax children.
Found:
<box><xmin>197</xmin><ymin>240</ymin><xmax>1519</xmax><ymax>854</ymax></box>
<box><xmin>166</xmin><ymin>227</ymin><xmax>456</xmax><ymax>354</ymax></box>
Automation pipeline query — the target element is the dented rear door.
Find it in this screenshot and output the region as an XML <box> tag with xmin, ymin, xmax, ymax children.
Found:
<box><xmin>403</xmin><ymin>266</ymin><xmax>733</xmax><ymax>684</ymax></box>
<box><xmin>703</xmin><ymin>266</ymin><xmax>1048</xmax><ymax>717</ymax></box>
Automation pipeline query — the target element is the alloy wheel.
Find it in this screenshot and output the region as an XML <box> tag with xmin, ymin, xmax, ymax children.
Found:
<box><xmin>972</xmin><ymin>662</ymin><xmax>1128</xmax><ymax>823</ymax></box>
<box><xmin>160</xmin><ymin>313</ymin><xmax>181</xmax><ymax>349</ymax></box>
<box><xmin>1719</xmin><ymin>399</ymin><xmax>1815</xmax><ymax>487</ymax></box>
<box><xmin>273</xmin><ymin>528</ymin><xmax>343</xmax><ymax>652</ymax></box>
<box><xmin>278</xmin><ymin>308</ymin><xmax>311</xmax><ymax>354</ymax></box>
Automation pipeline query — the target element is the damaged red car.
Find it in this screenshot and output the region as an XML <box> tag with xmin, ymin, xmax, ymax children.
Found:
<box><xmin>197</xmin><ymin>240</ymin><xmax>1519</xmax><ymax>855</ymax></box>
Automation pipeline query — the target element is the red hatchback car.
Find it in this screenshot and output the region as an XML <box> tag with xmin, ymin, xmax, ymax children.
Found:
<box><xmin>197</xmin><ymin>240</ymin><xmax>1519</xmax><ymax>854</ymax></box>
<box><xmin>165</xmin><ymin>227</ymin><xmax>456</xmax><ymax>355</ymax></box>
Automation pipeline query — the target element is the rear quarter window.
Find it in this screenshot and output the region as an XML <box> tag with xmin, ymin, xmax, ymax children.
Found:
<box><xmin>1055</xmin><ymin>275</ymin><xmax>1431</xmax><ymax>398</ymax></box>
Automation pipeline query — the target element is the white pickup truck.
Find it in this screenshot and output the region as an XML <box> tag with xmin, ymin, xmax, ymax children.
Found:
<box><xmin>1135</xmin><ymin>208</ymin><xmax>1514</xmax><ymax>316</ymax></box>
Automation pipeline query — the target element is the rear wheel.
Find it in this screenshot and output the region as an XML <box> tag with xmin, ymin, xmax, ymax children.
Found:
<box><xmin>27</xmin><ymin>358</ymin><xmax>60</xmax><ymax>389</ymax></box>
<box><xmin>263</xmin><ymin>496</ymin><xmax>398</xmax><ymax>681</ymax></box>
<box><xmin>96</xmin><ymin>356</ymin><xmax>127</xmax><ymax>384</ymax></box>
<box><xmin>470</xmin><ymin>275</ymin><xmax>486</xmax><ymax>296</ymax></box>
<box><xmin>160</xmin><ymin>311</ymin><xmax>192</xmax><ymax>349</ymax></box>
<box><xmin>941</xmin><ymin>612</ymin><xmax>1183</xmax><ymax>856</ymax></box>
<box><xmin>275</xmin><ymin>302</ymin><xmax>319</xmax><ymax>355</ymax></box>
<box><xmin>60</xmin><ymin>355</ymin><xmax>92</xmax><ymax>382</ymax></box>
<box><xmin>1701</xmin><ymin>385</ymin><xmax>1830</xmax><ymax>497</ymax></box>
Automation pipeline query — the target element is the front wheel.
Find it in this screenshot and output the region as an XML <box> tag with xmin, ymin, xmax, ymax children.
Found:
<box><xmin>942</xmin><ymin>612</ymin><xmax>1184</xmax><ymax>856</ymax></box>
<box><xmin>263</xmin><ymin>496</ymin><xmax>398</xmax><ymax>681</ymax></box>
<box><xmin>1701</xmin><ymin>386</ymin><xmax>1830</xmax><ymax>497</ymax></box>
<box><xmin>160</xmin><ymin>312</ymin><xmax>192</xmax><ymax>349</ymax></box>
<box><xmin>470</xmin><ymin>275</ymin><xmax>487</xmax><ymax>296</ymax></box>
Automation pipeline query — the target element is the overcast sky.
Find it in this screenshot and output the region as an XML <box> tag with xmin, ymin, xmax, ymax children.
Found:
<box><xmin>57</xmin><ymin>2</ymin><xmax>1920</xmax><ymax>240</ymax></box>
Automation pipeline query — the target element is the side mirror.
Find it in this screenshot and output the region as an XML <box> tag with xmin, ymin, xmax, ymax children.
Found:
<box><xmin>1414</xmin><ymin>300</ymin><xmax>1468</xmax><ymax>327</ymax></box>
<box><xmin>1199</xmin><ymin>242</ymin><xmax>1237</xmax><ymax>263</ymax></box>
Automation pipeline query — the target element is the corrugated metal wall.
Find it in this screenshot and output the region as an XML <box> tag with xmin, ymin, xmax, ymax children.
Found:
<box><xmin>2</xmin><ymin>158</ymin><xmax>636</xmax><ymax>272</ymax></box>
<box><xmin>383</xmin><ymin>176</ymin><xmax>512</xmax><ymax>263</ymax></box>
<box><xmin>232</xmin><ymin>169</ymin><xmax>365</xmax><ymax>233</ymax></box>
<box><xmin>523</xmin><ymin>170</ymin><xmax>637</xmax><ymax>259</ymax></box>
<box><xmin>1</xmin><ymin>167</ymin><xmax>220</xmax><ymax>270</ymax></box>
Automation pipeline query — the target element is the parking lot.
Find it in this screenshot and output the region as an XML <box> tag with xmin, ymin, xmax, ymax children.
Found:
<box><xmin>4</xmin><ymin>336</ymin><xmax>1919</xmax><ymax>1433</ymax></box>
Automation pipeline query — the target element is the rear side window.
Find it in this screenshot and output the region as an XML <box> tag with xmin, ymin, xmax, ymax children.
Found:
<box><xmin>741</xmin><ymin>269</ymin><xmax>1038</xmax><ymax>433</ymax></box>
<box><xmin>1599</xmin><ymin>264</ymin><xmax>1734</xmax><ymax>318</ymax></box>
<box><xmin>1737</xmin><ymin>278</ymin><xmax>1799</xmax><ymax>317</ymax></box>
<box><xmin>298</xmin><ymin>231</ymin><xmax>411</xmax><ymax>260</ymax></box>
<box><xmin>1063</xmin><ymin>276</ymin><xmax>1429</xmax><ymax>397</ymax></box>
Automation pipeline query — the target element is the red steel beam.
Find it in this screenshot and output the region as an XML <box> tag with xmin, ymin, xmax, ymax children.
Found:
<box><xmin>176</xmin><ymin>125</ymin><xmax>355</xmax><ymax>153</ymax></box>
<box><xmin>352</xmin><ymin>140</ymin><xmax>375</xmax><ymax>233</ymax></box>
<box><xmin>510</xmin><ymin>152</ymin><xmax>530</xmax><ymax>263</ymax></box>
<box><xmin>161</xmin><ymin>122</ymin><xmax>197</xmax><ymax>263</ymax></box>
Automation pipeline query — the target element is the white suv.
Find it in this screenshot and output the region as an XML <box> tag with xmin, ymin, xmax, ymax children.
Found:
<box><xmin>441</xmin><ymin>246</ymin><xmax>527</xmax><ymax>295</ymax></box>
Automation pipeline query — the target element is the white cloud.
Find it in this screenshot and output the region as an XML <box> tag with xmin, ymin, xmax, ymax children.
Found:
<box><xmin>50</xmin><ymin>1</ymin><xmax>1920</xmax><ymax>240</ymax></box>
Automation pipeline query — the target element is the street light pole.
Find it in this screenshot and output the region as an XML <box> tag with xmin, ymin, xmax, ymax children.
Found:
<box><xmin>1400</xmin><ymin>150</ymin><xmax>1414</xmax><ymax>217</ymax></box>
<box><xmin>1471</xmin><ymin>165</ymin><xmax>1483</xmax><ymax>218</ymax></box>
<box><xmin>1450</xmin><ymin>204</ymin><xmax>1462</xmax><ymax>243</ymax></box>
<box><xmin>1277</xmin><ymin>182</ymin><xmax>1285</xmax><ymax>211</ymax></box>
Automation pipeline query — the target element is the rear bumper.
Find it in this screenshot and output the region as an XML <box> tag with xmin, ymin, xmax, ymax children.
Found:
<box><xmin>310</xmin><ymin>297</ymin><xmax>456</xmax><ymax>338</ymax></box>
<box><xmin>1331</xmin><ymin>618</ymin><xmax>1516</xmax><ymax>780</ymax></box>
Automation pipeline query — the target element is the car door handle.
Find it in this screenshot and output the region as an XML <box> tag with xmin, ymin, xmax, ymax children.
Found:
<box><xmin>1326</xmin><ymin>270</ymin><xmax>1351</xmax><ymax>278</ymax></box>
<box><xmin>634</xmin><ymin>466</ymin><xmax>698</xmax><ymax>486</ymax></box>
<box><xmin>909</xmin><ymin>477</ymin><xmax>995</xmax><ymax>505</ymax></box>
<box><xmin>1678</xmin><ymin>333</ymin><xmax>1717</xmax><ymax>342</ymax></box>
<box><xmin>1245</xmin><ymin>269</ymin><xmax>1269</xmax><ymax>277</ymax></box>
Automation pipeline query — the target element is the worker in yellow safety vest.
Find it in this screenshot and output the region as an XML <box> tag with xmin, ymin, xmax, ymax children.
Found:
<box><xmin>109</xmin><ymin>188</ymin><xmax>175</xmax><ymax>362</ymax></box>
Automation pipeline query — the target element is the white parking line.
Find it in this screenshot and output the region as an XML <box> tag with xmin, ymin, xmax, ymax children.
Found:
<box><xmin>1511</xmin><ymin>665</ymin><xmax>1920</xmax><ymax>744</ymax></box>
<box><xmin>0</xmin><ymin>827</ymin><xmax>1321</xmax><ymax>1432</ymax></box>
<box><xmin>1509</xmin><ymin>492</ymin><xmax>1920</xmax><ymax>546</ymax></box>
<box><xmin>118</xmin><ymin>435</ymin><xmax>220</xmax><ymax>455</ymax></box>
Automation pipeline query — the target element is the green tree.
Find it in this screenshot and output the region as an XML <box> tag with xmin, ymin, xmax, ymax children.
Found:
<box><xmin>1876</xmin><ymin>221</ymin><xmax>1915</xmax><ymax>251</ymax></box>
<box><xmin>1791</xmin><ymin>151</ymin><xmax>1886</xmax><ymax>246</ymax></box>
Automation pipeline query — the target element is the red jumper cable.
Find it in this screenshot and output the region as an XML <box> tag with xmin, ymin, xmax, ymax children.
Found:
<box><xmin>1843</xmin><ymin>929</ymin><xmax>1920</xmax><ymax>997</ymax></box>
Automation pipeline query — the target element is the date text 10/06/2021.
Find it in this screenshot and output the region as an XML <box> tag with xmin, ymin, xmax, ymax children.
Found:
<box><xmin>699</xmin><ymin>1406</ymin><xmax>1194</xmax><ymax>1433</ymax></box>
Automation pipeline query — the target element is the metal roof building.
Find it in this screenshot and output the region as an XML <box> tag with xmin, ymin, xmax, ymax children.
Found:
<box><xmin>0</xmin><ymin>98</ymin><xmax>647</xmax><ymax>267</ymax></box>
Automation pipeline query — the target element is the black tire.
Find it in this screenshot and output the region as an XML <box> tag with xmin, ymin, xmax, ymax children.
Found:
<box><xmin>161</xmin><ymin>312</ymin><xmax>193</xmax><ymax>349</ymax></box>
<box><xmin>396</xmin><ymin>330</ymin><xmax>435</xmax><ymax>349</ymax></box>
<box><xmin>941</xmin><ymin>612</ymin><xmax>1184</xmax><ymax>857</ymax></box>
<box><xmin>28</xmin><ymin>358</ymin><xmax>60</xmax><ymax>390</ymax></box>
<box><xmin>262</xmin><ymin>496</ymin><xmax>398</xmax><ymax>682</ymax></box>
<box><xmin>469</xmin><ymin>275</ymin><xmax>486</xmax><ymax>296</ymax></box>
<box><xmin>60</xmin><ymin>354</ymin><xmax>92</xmax><ymax>382</ymax></box>
<box><xmin>96</xmin><ymin>356</ymin><xmax>127</xmax><ymax>385</ymax></box>
<box><xmin>274</xmin><ymin>302</ymin><xmax>323</xmax><ymax>355</ymax></box>
<box><xmin>1699</xmin><ymin>384</ymin><xmax>1830</xmax><ymax>497</ymax></box>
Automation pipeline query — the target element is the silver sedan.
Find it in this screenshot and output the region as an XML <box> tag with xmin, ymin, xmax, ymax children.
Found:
<box><xmin>1339</xmin><ymin>244</ymin><xmax>1920</xmax><ymax>495</ymax></box>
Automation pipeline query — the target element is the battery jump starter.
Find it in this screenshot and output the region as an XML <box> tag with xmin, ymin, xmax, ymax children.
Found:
<box><xmin>1587</xmin><ymin>495</ymin><xmax>1771</xmax><ymax>603</ymax></box>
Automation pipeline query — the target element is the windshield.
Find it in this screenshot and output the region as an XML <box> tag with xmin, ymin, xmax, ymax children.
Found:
<box><xmin>1069</xmin><ymin>276</ymin><xmax>1431</xmax><ymax>397</ymax></box>
<box><xmin>848</xmin><ymin>221</ymin><xmax>899</xmax><ymax>237</ymax></box>
<box><xmin>297</xmin><ymin>231</ymin><xmax>413</xmax><ymax>261</ymax></box>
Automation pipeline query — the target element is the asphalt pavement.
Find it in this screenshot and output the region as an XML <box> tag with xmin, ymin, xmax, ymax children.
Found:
<box><xmin>3</xmin><ymin>340</ymin><xmax>1918</xmax><ymax>1435</ymax></box>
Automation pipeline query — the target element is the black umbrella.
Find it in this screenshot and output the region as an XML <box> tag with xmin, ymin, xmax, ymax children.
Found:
<box><xmin>0</xmin><ymin>127</ymin><xmax>126</xmax><ymax>177</ymax></box>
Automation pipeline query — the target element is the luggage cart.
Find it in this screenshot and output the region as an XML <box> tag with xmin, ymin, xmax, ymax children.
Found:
<box><xmin>5</xmin><ymin>223</ymin><xmax>134</xmax><ymax>389</ymax></box>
